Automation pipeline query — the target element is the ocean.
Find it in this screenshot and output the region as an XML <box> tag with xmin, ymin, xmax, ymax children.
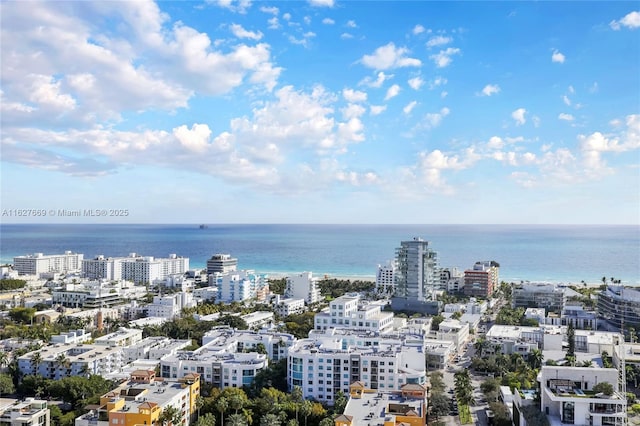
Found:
<box><xmin>0</xmin><ymin>224</ymin><xmax>638</xmax><ymax>285</ymax></box>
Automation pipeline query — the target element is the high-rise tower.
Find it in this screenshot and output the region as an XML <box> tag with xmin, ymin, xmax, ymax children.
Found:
<box><xmin>393</xmin><ymin>237</ymin><xmax>439</xmax><ymax>302</ymax></box>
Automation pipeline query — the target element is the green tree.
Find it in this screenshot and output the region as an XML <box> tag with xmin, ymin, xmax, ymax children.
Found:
<box><xmin>0</xmin><ymin>373</ymin><xmax>15</xmax><ymax>397</ymax></box>
<box><xmin>227</xmin><ymin>413</ymin><xmax>248</xmax><ymax>426</ymax></box>
<box><xmin>430</xmin><ymin>393</ymin><xmax>450</xmax><ymax>420</ymax></box>
<box><xmin>454</xmin><ymin>369</ymin><xmax>474</xmax><ymax>406</ymax></box>
<box><xmin>528</xmin><ymin>349</ymin><xmax>543</xmax><ymax>370</ymax></box>
<box><xmin>195</xmin><ymin>413</ymin><xmax>216</xmax><ymax>426</ymax></box>
<box><xmin>216</xmin><ymin>396</ymin><xmax>229</xmax><ymax>426</ymax></box>
<box><xmin>8</xmin><ymin>307</ymin><xmax>36</xmax><ymax>324</ymax></box>
<box><xmin>0</xmin><ymin>351</ymin><xmax>8</xmax><ymax>370</ymax></box>
<box><xmin>333</xmin><ymin>390</ymin><xmax>347</xmax><ymax>414</ymax></box>
<box><xmin>260</xmin><ymin>413</ymin><xmax>282</xmax><ymax>426</ymax></box>
<box><xmin>158</xmin><ymin>405</ymin><xmax>182</xmax><ymax>426</ymax></box>
<box><xmin>300</xmin><ymin>400</ymin><xmax>313</xmax><ymax>426</ymax></box>
<box><xmin>592</xmin><ymin>382</ymin><xmax>614</xmax><ymax>396</ymax></box>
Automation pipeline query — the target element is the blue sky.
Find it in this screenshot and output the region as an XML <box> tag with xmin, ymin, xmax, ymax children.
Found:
<box><xmin>1</xmin><ymin>1</ymin><xmax>639</xmax><ymax>224</ymax></box>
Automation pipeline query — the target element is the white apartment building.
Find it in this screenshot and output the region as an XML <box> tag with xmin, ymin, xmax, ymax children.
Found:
<box><xmin>285</xmin><ymin>271</ymin><xmax>322</xmax><ymax>305</ymax></box>
<box><xmin>93</xmin><ymin>328</ymin><xmax>143</xmax><ymax>347</ymax></box>
<box><xmin>539</xmin><ymin>365</ymin><xmax>626</xmax><ymax>426</ymax></box>
<box><xmin>214</xmin><ymin>270</ymin><xmax>269</xmax><ymax>303</ymax></box>
<box><xmin>14</xmin><ymin>251</ymin><xmax>83</xmax><ymax>276</ymax></box>
<box><xmin>375</xmin><ymin>262</ymin><xmax>395</xmax><ymax>295</ymax></box>
<box><xmin>434</xmin><ymin>318</ymin><xmax>470</xmax><ymax>351</ymax></box>
<box><xmin>0</xmin><ymin>398</ymin><xmax>50</xmax><ymax>426</ymax></box>
<box><xmin>82</xmin><ymin>253</ymin><xmax>189</xmax><ymax>283</ymax></box>
<box><xmin>145</xmin><ymin>292</ymin><xmax>195</xmax><ymax>319</ymax></box>
<box><xmin>18</xmin><ymin>343</ymin><xmax>125</xmax><ymax>380</ymax></box>
<box><xmin>241</xmin><ymin>311</ymin><xmax>275</xmax><ymax>329</ymax></box>
<box><xmin>287</xmin><ymin>336</ymin><xmax>427</xmax><ymax>404</ymax></box>
<box><xmin>122</xmin><ymin>337</ymin><xmax>191</xmax><ymax>363</ymax></box>
<box><xmin>202</xmin><ymin>327</ymin><xmax>296</xmax><ymax>362</ymax></box>
<box><xmin>272</xmin><ymin>295</ymin><xmax>306</xmax><ymax>317</ymax></box>
<box><xmin>50</xmin><ymin>329</ymin><xmax>92</xmax><ymax>345</ymax></box>
<box><xmin>314</xmin><ymin>293</ymin><xmax>394</xmax><ymax>333</ymax></box>
<box><xmin>160</xmin><ymin>349</ymin><xmax>268</xmax><ymax>388</ymax></box>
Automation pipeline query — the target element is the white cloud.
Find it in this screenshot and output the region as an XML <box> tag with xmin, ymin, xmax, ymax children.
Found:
<box><xmin>359</xmin><ymin>72</ymin><xmax>393</xmax><ymax>88</ymax></box>
<box><xmin>335</xmin><ymin>170</ymin><xmax>380</xmax><ymax>186</ymax></box>
<box><xmin>429</xmin><ymin>47</ymin><xmax>461</xmax><ymax>68</ymax></box>
<box><xmin>440</xmin><ymin>91</ymin><xmax>448</xmax><ymax>99</ymax></box>
<box><xmin>610</xmin><ymin>11</ymin><xmax>640</xmax><ymax>30</ymax></box>
<box><xmin>384</xmin><ymin>84</ymin><xmax>401</xmax><ymax>100</ymax></box>
<box><xmin>210</xmin><ymin>0</ymin><xmax>252</xmax><ymax>14</ymax></box>
<box><xmin>487</xmin><ymin>136</ymin><xmax>504</xmax><ymax>149</ymax></box>
<box><xmin>551</xmin><ymin>50</ymin><xmax>565</xmax><ymax>63</ymax></box>
<box><xmin>429</xmin><ymin>77</ymin><xmax>447</xmax><ymax>90</ymax></box>
<box><xmin>282</xmin><ymin>13</ymin><xmax>291</xmax><ymax>20</ymax></box>
<box><xmin>260</xmin><ymin>6</ymin><xmax>279</xmax><ymax>15</ymax></box>
<box><xmin>568</xmin><ymin>85</ymin><xmax>575</xmax><ymax>94</ymax></box>
<box><xmin>173</xmin><ymin>123</ymin><xmax>212</xmax><ymax>153</ymax></box>
<box><xmin>341</xmin><ymin>103</ymin><xmax>366</xmax><ymax>120</ymax></box>
<box><xmin>558</xmin><ymin>113</ymin><xmax>574</xmax><ymax>121</ymax></box>
<box><xmin>412</xmin><ymin>25</ymin><xmax>426</xmax><ymax>35</ymax></box>
<box><xmin>346</xmin><ymin>20</ymin><xmax>358</xmax><ymax>28</ymax></box>
<box><xmin>370</xmin><ymin>105</ymin><xmax>387</xmax><ymax>115</ymax></box>
<box><xmin>532</xmin><ymin>116</ymin><xmax>541</xmax><ymax>128</ymax></box>
<box><xmin>361</xmin><ymin>43</ymin><xmax>421</xmax><ymax>70</ymax></box>
<box><xmin>426</xmin><ymin>35</ymin><xmax>452</xmax><ymax>48</ymax></box>
<box><xmin>408</xmin><ymin>77</ymin><xmax>424</xmax><ymax>90</ymax></box>
<box><xmin>322</xmin><ymin>18</ymin><xmax>335</xmax><ymax>25</ymax></box>
<box><xmin>423</xmin><ymin>107</ymin><xmax>450</xmax><ymax>129</ymax></box>
<box><xmin>589</xmin><ymin>82</ymin><xmax>599</xmax><ymax>93</ymax></box>
<box><xmin>343</xmin><ymin>88</ymin><xmax>367</xmax><ymax>103</ymax></box>
<box><xmin>230</xmin><ymin>23</ymin><xmax>263</xmax><ymax>40</ymax></box>
<box><xmin>308</xmin><ymin>0</ymin><xmax>334</xmax><ymax>7</ymax></box>
<box><xmin>511</xmin><ymin>108</ymin><xmax>527</xmax><ymax>125</ymax></box>
<box><xmin>28</xmin><ymin>75</ymin><xmax>77</xmax><ymax>111</ymax></box>
<box><xmin>340</xmin><ymin>33</ymin><xmax>354</xmax><ymax>40</ymax></box>
<box><xmin>267</xmin><ymin>17</ymin><xmax>280</xmax><ymax>29</ymax></box>
<box><xmin>479</xmin><ymin>84</ymin><xmax>500</xmax><ymax>97</ymax></box>
<box><xmin>403</xmin><ymin>101</ymin><xmax>418</xmax><ymax>114</ymax></box>
<box><xmin>563</xmin><ymin>95</ymin><xmax>571</xmax><ymax>106</ymax></box>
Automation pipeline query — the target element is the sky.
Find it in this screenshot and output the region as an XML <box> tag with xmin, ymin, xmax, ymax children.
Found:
<box><xmin>1</xmin><ymin>1</ymin><xmax>639</xmax><ymax>225</ymax></box>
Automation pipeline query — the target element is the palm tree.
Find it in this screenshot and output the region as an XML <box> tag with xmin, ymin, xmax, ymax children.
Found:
<box><xmin>300</xmin><ymin>400</ymin><xmax>313</xmax><ymax>426</ymax></box>
<box><xmin>31</xmin><ymin>351</ymin><xmax>42</xmax><ymax>375</ymax></box>
<box><xmin>260</xmin><ymin>413</ymin><xmax>282</xmax><ymax>426</ymax></box>
<box><xmin>528</xmin><ymin>349</ymin><xmax>543</xmax><ymax>370</ymax></box>
<box><xmin>55</xmin><ymin>353</ymin><xmax>69</xmax><ymax>378</ymax></box>
<box><xmin>195</xmin><ymin>413</ymin><xmax>216</xmax><ymax>426</ymax></box>
<box><xmin>216</xmin><ymin>397</ymin><xmax>229</xmax><ymax>426</ymax></box>
<box><xmin>227</xmin><ymin>413</ymin><xmax>248</xmax><ymax>426</ymax></box>
<box><xmin>229</xmin><ymin>393</ymin><xmax>244</xmax><ymax>415</ymax></box>
<box><xmin>158</xmin><ymin>405</ymin><xmax>182</xmax><ymax>426</ymax></box>
<box><xmin>195</xmin><ymin>396</ymin><xmax>205</xmax><ymax>419</ymax></box>
<box><xmin>291</xmin><ymin>385</ymin><xmax>303</xmax><ymax>423</ymax></box>
<box><xmin>0</xmin><ymin>352</ymin><xmax>8</xmax><ymax>371</ymax></box>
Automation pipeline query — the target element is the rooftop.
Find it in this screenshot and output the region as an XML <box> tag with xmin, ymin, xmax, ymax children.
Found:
<box><xmin>343</xmin><ymin>389</ymin><xmax>425</xmax><ymax>426</ymax></box>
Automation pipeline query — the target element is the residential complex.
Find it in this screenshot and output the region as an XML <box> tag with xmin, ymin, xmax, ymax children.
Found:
<box><xmin>213</xmin><ymin>269</ymin><xmax>270</xmax><ymax>303</ymax></box>
<box><xmin>539</xmin><ymin>365</ymin><xmax>626</xmax><ymax>426</ymax></box>
<box><xmin>0</xmin><ymin>398</ymin><xmax>50</xmax><ymax>426</ymax></box>
<box><xmin>314</xmin><ymin>293</ymin><xmax>394</xmax><ymax>333</ymax></box>
<box><xmin>463</xmin><ymin>260</ymin><xmax>499</xmax><ymax>298</ymax></box>
<box><xmin>13</xmin><ymin>251</ymin><xmax>83</xmax><ymax>276</ymax></box>
<box><xmin>598</xmin><ymin>285</ymin><xmax>640</xmax><ymax>329</ymax></box>
<box><xmin>75</xmin><ymin>371</ymin><xmax>200</xmax><ymax>426</ymax></box>
<box><xmin>375</xmin><ymin>262</ymin><xmax>396</xmax><ymax>295</ymax></box>
<box><xmin>512</xmin><ymin>282</ymin><xmax>571</xmax><ymax>312</ymax></box>
<box><xmin>393</xmin><ymin>238</ymin><xmax>439</xmax><ymax>302</ymax></box>
<box><xmin>82</xmin><ymin>253</ymin><xmax>189</xmax><ymax>283</ymax></box>
<box><xmin>285</xmin><ymin>271</ymin><xmax>322</xmax><ymax>305</ymax></box>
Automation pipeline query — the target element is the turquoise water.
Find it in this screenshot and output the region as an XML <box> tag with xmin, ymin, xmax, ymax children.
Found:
<box><xmin>0</xmin><ymin>224</ymin><xmax>638</xmax><ymax>285</ymax></box>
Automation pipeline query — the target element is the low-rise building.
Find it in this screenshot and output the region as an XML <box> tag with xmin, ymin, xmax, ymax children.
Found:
<box><xmin>288</xmin><ymin>335</ymin><xmax>426</xmax><ymax>404</ymax></box>
<box><xmin>273</xmin><ymin>296</ymin><xmax>306</xmax><ymax>317</ymax></box>
<box><xmin>336</xmin><ymin>382</ymin><xmax>428</xmax><ymax>426</ymax></box>
<box><xmin>598</xmin><ymin>285</ymin><xmax>640</xmax><ymax>329</ymax></box>
<box><xmin>539</xmin><ymin>365</ymin><xmax>626</xmax><ymax>426</ymax></box>
<box><xmin>434</xmin><ymin>318</ymin><xmax>469</xmax><ymax>351</ymax></box>
<box><xmin>94</xmin><ymin>328</ymin><xmax>143</xmax><ymax>347</ymax></box>
<box><xmin>0</xmin><ymin>398</ymin><xmax>50</xmax><ymax>426</ymax></box>
<box><xmin>463</xmin><ymin>261</ymin><xmax>499</xmax><ymax>298</ymax></box>
<box><xmin>50</xmin><ymin>329</ymin><xmax>92</xmax><ymax>345</ymax></box>
<box><xmin>122</xmin><ymin>337</ymin><xmax>191</xmax><ymax>363</ymax></box>
<box><xmin>241</xmin><ymin>311</ymin><xmax>275</xmax><ymax>329</ymax></box>
<box><xmin>314</xmin><ymin>294</ymin><xmax>394</xmax><ymax>334</ymax></box>
<box><xmin>512</xmin><ymin>282</ymin><xmax>573</xmax><ymax>313</ymax></box>
<box><xmin>75</xmin><ymin>371</ymin><xmax>200</xmax><ymax>426</ymax></box>
<box><xmin>160</xmin><ymin>349</ymin><xmax>268</xmax><ymax>388</ymax></box>
<box><xmin>18</xmin><ymin>343</ymin><xmax>125</xmax><ymax>380</ymax></box>
<box><xmin>202</xmin><ymin>327</ymin><xmax>295</xmax><ymax>362</ymax></box>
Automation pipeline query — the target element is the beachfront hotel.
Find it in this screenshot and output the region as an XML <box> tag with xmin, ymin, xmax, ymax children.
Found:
<box><xmin>285</xmin><ymin>271</ymin><xmax>322</xmax><ymax>305</ymax></box>
<box><xmin>81</xmin><ymin>253</ymin><xmax>189</xmax><ymax>283</ymax></box>
<box><xmin>206</xmin><ymin>253</ymin><xmax>238</xmax><ymax>274</ymax></box>
<box><xmin>13</xmin><ymin>251</ymin><xmax>83</xmax><ymax>276</ymax></box>
<box><xmin>463</xmin><ymin>260</ymin><xmax>500</xmax><ymax>298</ymax></box>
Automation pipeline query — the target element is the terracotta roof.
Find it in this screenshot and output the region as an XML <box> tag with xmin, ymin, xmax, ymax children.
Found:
<box><xmin>401</xmin><ymin>383</ymin><xmax>427</xmax><ymax>391</ymax></box>
<box><xmin>131</xmin><ymin>369</ymin><xmax>155</xmax><ymax>376</ymax></box>
<box><xmin>334</xmin><ymin>414</ymin><xmax>353</xmax><ymax>421</ymax></box>
<box><xmin>138</xmin><ymin>402</ymin><xmax>157</xmax><ymax>409</ymax></box>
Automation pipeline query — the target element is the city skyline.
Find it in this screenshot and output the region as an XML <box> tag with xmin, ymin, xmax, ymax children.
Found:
<box><xmin>1</xmin><ymin>1</ymin><xmax>639</xmax><ymax>224</ymax></box>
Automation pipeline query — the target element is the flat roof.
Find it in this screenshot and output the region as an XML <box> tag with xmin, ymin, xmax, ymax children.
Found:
<box><xmin>344</xmin><ymin>390</ymin><xmax>424</xmax><ymax>426</ymax></box>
